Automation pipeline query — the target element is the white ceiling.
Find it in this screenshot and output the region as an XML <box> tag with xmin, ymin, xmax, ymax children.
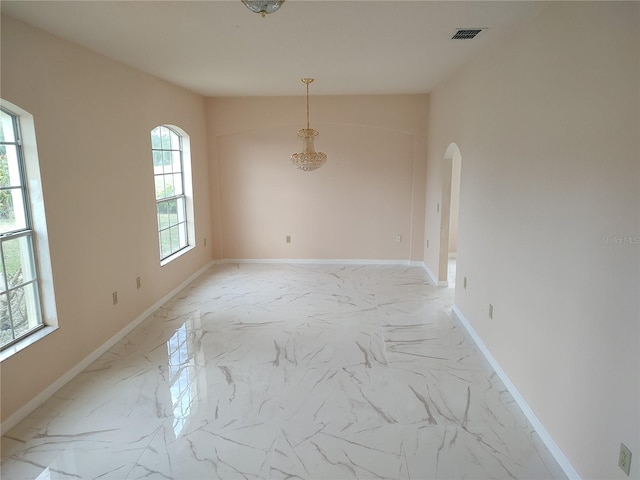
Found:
<box><xmin>1</xmin><ymin>0</ymin><xmax>544</xmax><ymax>97</ymax></box>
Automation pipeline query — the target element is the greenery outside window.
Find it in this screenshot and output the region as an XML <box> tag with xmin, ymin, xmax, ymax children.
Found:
<box><xmin>151</xmin><ymin>126</ymin><xmax>190</xmax><ymax>261</ymax></box>
<box><xmin>0</xmin><ymin>107</ymin><xmax>43</xmax><ymax>350</ymax></box>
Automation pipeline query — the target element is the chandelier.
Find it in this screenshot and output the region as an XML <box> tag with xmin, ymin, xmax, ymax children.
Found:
<box><xmin>241</xmin><ymin>0</ymin><xmax>284</xmax><ymax>17</ymax></box>
<box><xmin>291</xmin><ymin>78</ymin><xmax>327</xmax><ymax>172</ymax></box>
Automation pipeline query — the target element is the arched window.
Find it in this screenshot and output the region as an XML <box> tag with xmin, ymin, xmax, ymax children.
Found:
<box><xmin>151</xmin><ymin>125</ymin><xmax>193</xmax><ymax>262</ymax></box>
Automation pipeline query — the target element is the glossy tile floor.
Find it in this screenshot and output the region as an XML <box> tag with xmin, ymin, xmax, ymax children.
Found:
<box><xmin>1</xmin><ymin>264</ymin><xmax>567</xmax><ymax>480</ymax></box>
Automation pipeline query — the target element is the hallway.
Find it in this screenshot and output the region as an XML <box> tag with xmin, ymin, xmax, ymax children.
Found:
<box><xmin>1</xmin><ymin>264</ymin><xmax>565</xmax><ymax>479</ymax></box>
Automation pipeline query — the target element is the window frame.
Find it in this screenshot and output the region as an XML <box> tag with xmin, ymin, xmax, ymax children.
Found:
<box><xmin>151</xmin><ymin>125</ymin><xmax>194</xmax><ymax>264</ymax></box>
<box><xmin>0</xmin><ymin>106</ymin><xmax>45</xmax><ymax>351</ymax></box>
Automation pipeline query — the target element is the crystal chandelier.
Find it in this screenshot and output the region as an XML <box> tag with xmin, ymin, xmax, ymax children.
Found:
<box><xmin>291</xmin><ymin>78</ymin><xmax>327</xmax><ymax>172</ymax></box>
<box><xmin>241</xmin><ymin>0</ymin><xmax>284</xmax><ymax>17</ymax></box>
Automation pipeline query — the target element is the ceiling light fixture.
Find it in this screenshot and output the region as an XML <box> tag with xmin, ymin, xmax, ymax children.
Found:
<box><xmin>291</xmin><ymin>78</ymin><xmax>327</xmax><ymax>172</ymax></box>
<box><xmin>241</xmin><ymin>0</ymin><xmax>284</xmax><ymax>17</ymax></box>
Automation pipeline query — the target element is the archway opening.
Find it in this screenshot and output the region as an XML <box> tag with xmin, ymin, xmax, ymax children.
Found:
<box><xmin>438</xmin><ymin>143</ymin><xmax>462</xmax><ymax>287</ymax></box>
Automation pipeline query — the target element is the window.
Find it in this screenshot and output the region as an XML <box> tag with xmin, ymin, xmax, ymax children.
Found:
<box><xmin>151</xmin><ymin>125</ymin><xmax>192</xmax><ymax>262</ymax></box>
<box><xmin>0</xmin><ymin>107</ymin><xmax>43</xmax><ymax>349</ymax></box>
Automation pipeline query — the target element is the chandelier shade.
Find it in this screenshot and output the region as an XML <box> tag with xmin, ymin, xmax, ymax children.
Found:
<box><xmin>241</xmin><ymin>0</ymin><xmax>284</xmax><ymax>17</ymax></box>
<box><xmin>291</xmin><ymin>78</ymin><xmax>327</xmax><ymax>172</ymax></box>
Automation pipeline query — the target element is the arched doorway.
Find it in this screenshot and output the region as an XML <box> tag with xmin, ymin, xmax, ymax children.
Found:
<box><xmin>438</xmin><ymin>143</ymin><xmax>462</xmax><ymax>287</ymax></box>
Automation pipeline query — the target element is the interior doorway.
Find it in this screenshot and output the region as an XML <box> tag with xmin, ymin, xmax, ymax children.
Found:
<box><xmin>438</xmin><ymin>143</ymin><xmax>462</xmax><ymax>287</ymax></box>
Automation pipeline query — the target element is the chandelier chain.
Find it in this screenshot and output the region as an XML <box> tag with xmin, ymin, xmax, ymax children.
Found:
<box><xmin>290</xmin><ymin>78</ymin><xmax>327</xmax><ymax>172</ymax></box>
<box><xmin>306</xmin><ymin>81</ymin><xmax>310</xmax><ymax>130</ymax></box>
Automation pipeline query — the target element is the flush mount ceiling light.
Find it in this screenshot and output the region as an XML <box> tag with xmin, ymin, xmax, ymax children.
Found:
<box><xmin>241</xmin><ymin>0</ymin><xmax>284</xmax><ymax>17</ymax></box>
<box><xmin>291</xmin><ymin>78</ymin><xmax>327</xmax><ymax>172</ymax></box>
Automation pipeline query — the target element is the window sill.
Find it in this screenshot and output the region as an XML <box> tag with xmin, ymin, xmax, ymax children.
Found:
<box><xmin>160</xmin><ymin>244</ymin><xmax>195</xmax><ymax>267</ymax></box>
<box><xmin>0</xmin><ymin>325</ymin><xmax>58</xmax><ymax>362</ymax></box>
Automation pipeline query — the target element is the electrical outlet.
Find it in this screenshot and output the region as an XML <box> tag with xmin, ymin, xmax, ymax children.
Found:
<box><xmin>427</xmin><ymin>240</ymin><xmax>429</xmax><ymax>248</ymax></box>
<box><xmin>395</xmin><ymin>234</ymin><xmax>402</xmax><ymax>243</ymax></box>
<box><xmin>619</xmin><ymin>443</ymin><xmax>632</xmax><ymax>476</ymax></box>
<box><xmin>488</xmin><ymin>304</ymin><xmax>493</xmax><ymax>319</ymax></box>
<box><xmin>463</xmin><ymin>277</ymin><xmax>467</xmax><ymax>289</ymax></box>
<box><xmin>112</xmin><ymin>291</ymin><xmax>118</xmax><ymax>305</ymax></box>
<box><xmin>136</xmin><ymin>277</ymin><xmax>141</xmax><ymax>290</ymax></box>
<box><xmin>285</xmin><ymin>235</ymin><xmax>292</xmax><ymax>244</ymax></box>
<box><xmin>204</xmin><ymin>237</ymin><xmax>207</xmax><ymax>246</ymax></box>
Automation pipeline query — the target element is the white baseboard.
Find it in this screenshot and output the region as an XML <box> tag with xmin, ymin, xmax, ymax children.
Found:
<box><xmin>1</xmin><ymin>260</ymin><xmax>215</xmax><ymax>435</ymax></box>
<box><xmin>423</xmin><ymin>263</ymin><xmax>449</xmax><ymax>287</ymax></box>
<box><xmin>423</xmin><ymin>263</ymin><xmax>439</xmax><ymax>286</ymax></box>
<box><xmin>451</xmin><ymin>304</ymin><xmax>581</xmax><ymax>480</ymax></box>
<box><xmin>222</xmin><ymin>258</ymin><xmax>415</xmax><ymax>266</ymax></box>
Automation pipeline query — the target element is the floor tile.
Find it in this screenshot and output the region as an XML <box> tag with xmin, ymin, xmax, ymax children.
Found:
<box><xmin>1</xmin><ymin>264</ymin><xmax>567</xmax><ymax>480</ymax></box>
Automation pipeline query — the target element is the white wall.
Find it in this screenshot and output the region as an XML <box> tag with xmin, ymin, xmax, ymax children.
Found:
<box><xmin>207</xmin><ymin>95</ymin><xmax>428</xmax><ymax>262</ymax></box>
<box><xmin>0</xmin><ymin>16</ymin><xmax>213</xmax><ymax>423</ymax></box>
<box><xmin>425</xmin><ymin>3</ymin><xmax>639</xmax><ymax>479</ymax></box>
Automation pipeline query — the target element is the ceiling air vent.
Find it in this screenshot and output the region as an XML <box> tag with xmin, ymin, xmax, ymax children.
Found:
<box><xmin>452</xmin><ymin>29</ymin><xmax>483</xmax><ymax>40</ymax></box>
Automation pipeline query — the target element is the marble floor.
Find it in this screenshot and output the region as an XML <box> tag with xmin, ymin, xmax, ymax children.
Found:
<box><xmin>1</xmin><ymin>263</ymin><xmax>566</xmax><ymax>480</ymax></box>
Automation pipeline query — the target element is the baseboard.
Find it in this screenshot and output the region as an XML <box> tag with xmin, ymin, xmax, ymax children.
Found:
<box><xmin>222</xmin><ymin>258</ymin><xmax>415</xmax><ymax>266</ymax></box>
<box><xmin>451</xmin><ymin>304</ymin><xmax>581</xmax><ymax>480</ymax></box>
<box><xmin>1</xmin><ymin>260</ymin><xmax>216</xmax><ymax>435</ymax></box>
<box><xmin>423</xmin><ymin>263</ymin><xmax>439</xmax><ymax>286</ymax></box>
<box><xmin>423</xmin><ymin>263</ymin><xmax>448</xmax><ymax>287</ymax></box>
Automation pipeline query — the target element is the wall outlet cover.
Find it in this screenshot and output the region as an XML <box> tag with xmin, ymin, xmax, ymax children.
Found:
<box><xmin>619</xmin><ymin>443</ymin><xmax>632</xmax><ymax>476</ymax></box>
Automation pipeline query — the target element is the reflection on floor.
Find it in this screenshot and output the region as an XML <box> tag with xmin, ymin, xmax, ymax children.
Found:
<box><xmin>1</xmin><ymin>264</ymin><xmax>567</xmax><ymax>480</ymax></box>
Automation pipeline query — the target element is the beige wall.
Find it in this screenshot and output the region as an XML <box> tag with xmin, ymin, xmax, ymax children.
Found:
<box><xmin>0</xmin><ymin>16</ymin><xmax>213</xmax><ymax>423</ymax></box>
<box><xmin>207</xmin><ymin>95</ymin><xmax>428</xmax><ymax>262</ymax></box>
<box><xmin>425</xmin><ymin>3</ymin><xmax>639</xmax><ymax>479</ymax></box>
